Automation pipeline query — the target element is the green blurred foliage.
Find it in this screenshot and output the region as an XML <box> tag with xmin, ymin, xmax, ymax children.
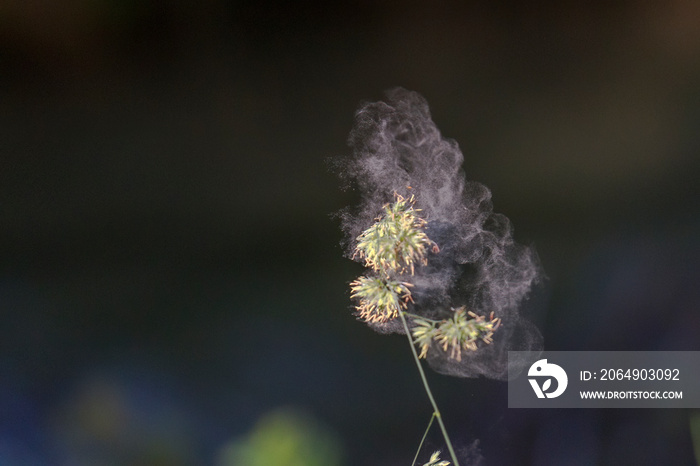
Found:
<box><xmin>217</xmin><ymin>408</ymin><xmax>344</xmax><ymax>466</ymax></box>
<box><xmin>688</xmin><ymin>411</ymin><xmax>700</xmax><ymax>465</ymax></box>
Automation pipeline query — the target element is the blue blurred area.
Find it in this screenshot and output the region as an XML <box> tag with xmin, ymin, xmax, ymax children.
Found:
<box><xmin>1</xmin><ymin>1</ymin><xmax>699</xmax><ymax>464</ymax></box>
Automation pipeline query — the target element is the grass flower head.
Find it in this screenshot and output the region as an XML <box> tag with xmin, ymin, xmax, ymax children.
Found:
<box><xmin>354</xmin><ymin>194</ymin><xmax>436</xmax><ymax>276</ymax></box>
<box><xmin>349</xmin><ymin>276</ymin><xmax>413</xmax><ymax>323</ymax></box>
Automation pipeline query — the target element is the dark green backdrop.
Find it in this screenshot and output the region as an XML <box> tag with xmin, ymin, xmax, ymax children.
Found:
<box><xmin>1</xmin><ymin>2</ymin><xmax>699</xmax><ymax>464</ymax></box>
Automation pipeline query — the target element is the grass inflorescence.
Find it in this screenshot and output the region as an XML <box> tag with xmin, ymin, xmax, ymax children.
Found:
<box><xmin>411</xmin><ymin>308</ymin><xmax>501</xmax><ymax>361</ymax></box>
<box><xmin>353</xmin><ymin>194</ymin><xmax>435</xmax><ymax>276</ymax></box>
<box><xmin>349</xmin><ymin>276</ymin><xmax>413</xmax><ymax>323</ymax></box>
<box><xmin>350</xmin><ymin>193</ymin><xmax>499</xmax><ymax>361</ymax></box>
<box><xmin>347</xmin><ymin>192</ymin><xmax>503</xmax><ymax>466</ymax></box>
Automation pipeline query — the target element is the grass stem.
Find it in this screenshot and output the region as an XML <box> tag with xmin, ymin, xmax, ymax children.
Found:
<box><xmin>411</xmin><ymin>412</ymin><xmax>436</xmax><ymax>466</ymax></box>
<box><xmin>400</xmin><ymin>311</ymin><xmax>460</xmax><ymax>466</ymax></box>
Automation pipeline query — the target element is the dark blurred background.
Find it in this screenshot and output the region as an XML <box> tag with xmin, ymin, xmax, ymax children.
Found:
<box><xmin>1</xmin><ymin>1</ymin><xmax>699</xmax><ymax>465</ymax></box>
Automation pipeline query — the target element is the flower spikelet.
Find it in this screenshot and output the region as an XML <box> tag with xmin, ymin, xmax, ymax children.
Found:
<box><xmin>423</xmin><ymin>451</ymin><xmax>450</xmax><ymax>466</ymax></box>
<box><xmin>350</xmin><ymin>276</ymin><xmax>413</xmax><ymax>323</ymax></box>
<box><xmin>354</xmin><ymin>194</ymin><xmax>435</xmax><ymax>275</ymax></box>
<box><xmin>411</xmin><ymin>317</ymin><xmax>439</xmax><ymax>359</ymax></box>
<box><xmin>412</xmin><ymin>307</ymin><xmax>501</xmax><ymax>361</ymax></box>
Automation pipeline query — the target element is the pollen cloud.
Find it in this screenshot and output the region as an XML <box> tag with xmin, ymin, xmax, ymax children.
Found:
<box><xmin>338</xmin><ymin>88</ymin><xmax>542</xmax><ymax>380</ymax></box>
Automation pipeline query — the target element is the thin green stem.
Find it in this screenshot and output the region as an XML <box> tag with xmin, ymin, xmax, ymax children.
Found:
<box><xmin>399</xmin><ymin>311</ymin><xmax>460</xmax><ymax>466</ymax></box>
<box><xmin>412</xmin><ymin>412</ymin><xmax>436</xmax><ymax>466</ymax></box>
<box><xmin>403</xmin><ymin>311</ymin><xmax>442</xmax><ymax>324</ymax></box>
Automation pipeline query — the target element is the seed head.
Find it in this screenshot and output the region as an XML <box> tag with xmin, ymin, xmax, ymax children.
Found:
<box><xmin>354</xmin><ymin>194</ymin><xmax>435</xmax><ymax>276</ymax></box>
<box><xmin>423</xmin><ymin>451</ymin><xmax>450</xmax><ymax>466</ymax></box>
<box><xmin>350</xmin><ymin>276</ymin><xmax>413</xmax><ymax>323</ymax></box>
<box><xmin>412</xmin><ymin>308</ymin><xmax>501</xmax><ymax>361</ymax></box>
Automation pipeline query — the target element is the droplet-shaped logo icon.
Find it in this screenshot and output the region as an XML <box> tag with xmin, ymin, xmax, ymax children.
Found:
<box><xmin>528</xmin><ymin>359</ymin><xmax>568</xmax><ymax>398</ymax></box>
